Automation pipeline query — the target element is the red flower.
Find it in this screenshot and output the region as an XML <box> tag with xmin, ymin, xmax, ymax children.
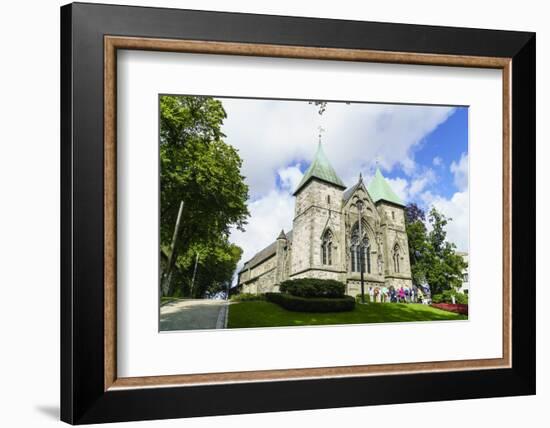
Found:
<box><xmin>431</xmin><ymin>303</ymin><xmax>468</xmax><ymax>316</ymax></box>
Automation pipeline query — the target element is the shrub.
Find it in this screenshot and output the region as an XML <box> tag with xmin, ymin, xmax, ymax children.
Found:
<box><xmin>265</xmin><ymin>292</ymin><xmax>355</xmax><ymax>312</ymax></box>
<box><xmin>432</xmin><ymin>290</ymin><xmax>468</xmax><ymax>304</ymax></box>
<box><xmin>455</xmin><ymin>293</ymin><xmax>468</xmax><ymax>305</ymax></box>
<box><xmin>231</xmin><ymin>293</ymin><xmax>265</xmax><ymax>302</ymax></box>
<box><xmin>431</xmin><ymin>294</ymin><xmax>443</xmax><ymax>303</ymax></box>
<box><xmin>279</xmin><ymin>278</ymin><xmax>346</xmax><ymax>298</ymax></box>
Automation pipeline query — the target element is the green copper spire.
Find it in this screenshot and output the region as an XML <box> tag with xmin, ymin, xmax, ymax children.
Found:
<box><xmin>293</xmin><ymin>142</ymin><xmax>346</xmax><ymax>195</ymax></box>
<box><xmin>367</xmin><ymin>168</ymin><xmax>404</xmax><ymax>206</ymax></box>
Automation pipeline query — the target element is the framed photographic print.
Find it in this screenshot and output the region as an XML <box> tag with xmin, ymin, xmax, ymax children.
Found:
<box><xmin>60</xmin><ymin>2</ymin><xmax>535</xmax><ymax>424</ymax></box>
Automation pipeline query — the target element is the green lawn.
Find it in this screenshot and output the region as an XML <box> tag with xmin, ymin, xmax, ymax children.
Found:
<box><xmin>227</xmin><ymin>301</ymin><xmax>467</xmax><ymax>328</ymax></box>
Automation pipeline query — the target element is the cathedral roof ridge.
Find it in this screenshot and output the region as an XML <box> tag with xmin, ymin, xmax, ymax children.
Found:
<box><xmin>367</xmin><ymin>167</ymin><xmax>404</xmax><ymax>206</ymax></box>
<box><xmin>239</xmin><ymin>230</ymin><xmax>293</xmax><ymax>273</ymax></box>
<box><xmin>293</xmin><ymin>142</ymin><xmax>346</xmax><ymax>195</ymax></box>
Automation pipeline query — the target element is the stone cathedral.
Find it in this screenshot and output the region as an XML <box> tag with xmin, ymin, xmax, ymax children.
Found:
<box><xmin>237</xmin><ymin>142</ymin><xmax>413</xmax><ymax>297</ymax></box>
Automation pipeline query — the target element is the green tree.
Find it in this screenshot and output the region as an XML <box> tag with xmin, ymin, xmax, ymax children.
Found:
<box><xmin>405</xmin><ymin>203</ymin><xmax>430</xmax><ymax>287</ymax></box>
<box><xmin>425</xmin><ymin>207</ymin><xmax>467</xmax><ymax>295</ymax></box>
<box><xmin>172</xmin><ymin>238</ymin><xmax>243</xmax><ymax>298</ymax></box>
<box><xmin>405</xmin><ymin>204</ymin><xmax>467</xmax><ymax>296</ymax></box>
<box><xmin>160</xmin><ymin>95</ymin><xmax>249</xmax><ymax>297</ymax></box>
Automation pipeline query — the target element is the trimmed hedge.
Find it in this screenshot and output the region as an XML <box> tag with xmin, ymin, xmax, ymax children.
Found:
<box><xmin>279</xmin><ymin>278</ymin><xmax>346</xmax><ymax>298</ymax></box>
<box><xmin>265</xmin><ymin>292</ymin><xmax>355</xmax><ymax>312</ymax></box>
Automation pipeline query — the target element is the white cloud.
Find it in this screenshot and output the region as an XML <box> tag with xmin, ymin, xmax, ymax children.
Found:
<box><xmin>416</xmin><ymin>153</ymin><xmax>469</xmax><ymax>251</ymax></box>
<box><xmin>221</xmin><ymin>98</ymin><xmax>455</xmax><ymax>198</ymax></box>
<box><xmin>432</xmin><ymin>156</ymin><xmax>443</xmax><ymax>167</ymax></box>
<box><xmin>382</xmin><ymin>168</ymin><xmax>436</xmax><ymax>203</ymax></box>
<box><xmin>409</xmin><ymin>169</ymin><xmax>436</xmax><ymax>197</ymax></box>
<box><xmin>278</xmin><ymin>164</ymin><xmax>303</xmax><ymax>192</ymax></box>
<box><xmin>422</xmin><ymin>190</ymin><xmax>469</xmax><ymax>252</ymax></box>
<box><xmin>229</xmin><ymin>165</ymin><xmax>302</xmax><ymax>280</ymax></box>
<box><xmin>385</xmin><ymin>177</ymin><xmax>409</xmax><ymax>202</ymax></box>
<box><xmin>450</xmin><ymin>153</ymin><xmax>468</xmax><ymax>191</ymax></box>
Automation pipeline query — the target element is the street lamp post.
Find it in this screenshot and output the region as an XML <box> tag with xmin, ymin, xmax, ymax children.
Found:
<box><xmin>356</xmin><ymin>199</ymin><xmax>365</xmax><ymax>304</ymax></box>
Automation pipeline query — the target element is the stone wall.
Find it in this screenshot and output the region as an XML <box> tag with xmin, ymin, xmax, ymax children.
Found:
<box><xmin>346</xmin><ymin>280</ymin><xmax>385</xmax><ymax>297</ymax></box>
<box><xmin>238</xmin><ymin>269</ymin><xmax>250</xmax><ymax>284</ymax></box>
<box><xmin>291</xmin><ymin>179</ymin><xmax>345</xmax><ymax>276</ymax></box>
<box><xmin>250</xmin><ymin>255</ymin><xmax>276</xmax><ymax>279</ymax></box>
<box><xmin>384</xmin><ymin>276</ymin><xmax>413</xmax><ymax>290</ymax></box>
<box><xmin>275</xmin><ymin>237</ymin><xmax>287</xmax><ymax>284</ymax></box>
<box><xmin>290</xmin><ymin>268</ymin><xmax>345</xmax><ymax>282</ymax></box>
<box><xmin>241</xmin><ymin>267</ymin><xmax>278</xmax><ymax>294</ymax></box>
<box><xmin>294</xmin><ymin>179</ymin><xmax>344</xmax><ymax>217</ymax></box>
<box><xmin>290</xmin><ymin>214</ymin><xmax>310</xmax><ymax>274</ymax></box>
<box><xmin>309</xmin><ymin>207</ymin><xmax>345</xmax><ymax>270</ymax></box>
<box><xmin>239</xmin><ymin>255</ymin><xmax>278</xmax><ymax>292</ymax></box>
<box><xmin>377</xmin><ymin>202</ymin><xmax>412</xmax><ymax>278</ymax></box>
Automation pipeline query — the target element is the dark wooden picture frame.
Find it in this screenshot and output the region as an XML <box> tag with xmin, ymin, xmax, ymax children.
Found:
<box><xmin>61</xmin><ymin>2</ymin><xmax>535</xmax><ymax>424</ymax></box>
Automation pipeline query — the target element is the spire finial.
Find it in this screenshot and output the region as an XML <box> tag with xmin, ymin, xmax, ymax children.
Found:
<box><xmin>317</xmin><ymin>125</ymin><xmax>325</xmax><ymax>144</ymax></box>
<box><xmin>359</xmin><ymin>172</ymin><xmax>363</xmax><ymax>182</ymax></box>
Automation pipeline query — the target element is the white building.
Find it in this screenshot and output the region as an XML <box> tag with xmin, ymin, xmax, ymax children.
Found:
<box><xmin>457</xmin><ymin>251</ymin><xmax>469</xmax><ymax>294</ymax></box>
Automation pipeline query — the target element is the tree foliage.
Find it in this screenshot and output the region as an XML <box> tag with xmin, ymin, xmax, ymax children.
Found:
<box><xmin>308</xmin><ymin>101</ymin><xmax>328</xmax><ymax>115</ymax></box>
<box><xmin>405</xmin><ymin>204</ymin><xmax>431</xmax><ymax>288</ymax></box>
<box><xmin>160</xmin><ymin>95</ymin><xmax>249</xmax><ymax>297</ymax></box>
<box><xmin>405</xmin><ymin>203</ymin><xmax>467</xmax><ymax>296</ymax></box>
<box><xmin>173</xmin><ymin>238</ymin><xmax>243</xmax><ymax>298</ymax></box>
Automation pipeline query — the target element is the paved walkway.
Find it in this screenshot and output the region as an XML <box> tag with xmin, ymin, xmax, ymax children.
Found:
<box><xmin>160</xmin><ymin>299</ymin><xmax>229</xmax><ymax>331</ymax></box>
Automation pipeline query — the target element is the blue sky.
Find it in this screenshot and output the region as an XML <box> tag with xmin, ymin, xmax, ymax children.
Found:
<box><xmin>219</xmin><ymin>98</ymin><xmax>469</xmax><ymax>270</ymax></box>
<box><xmin>379</xmin><ymin>106</ymin><xmax>468</xmax><ymax>202</ymax></box>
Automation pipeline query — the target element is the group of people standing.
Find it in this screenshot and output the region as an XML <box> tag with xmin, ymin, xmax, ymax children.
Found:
<box><xmin>367</xmin><ymin>285</ymin><xmax>430</xmax><ymax>304</ymax></box>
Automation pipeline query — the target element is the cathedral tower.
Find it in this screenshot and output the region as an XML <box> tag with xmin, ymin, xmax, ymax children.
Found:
<box><xmin>290</xmin><ymin>142</ymin><xmax>346</xmax><ymax>279</ymax></box>
<box><xmin>367</xmin><ymin>168</ymin><xmax>412</xmax><ymax>288</ymax></box>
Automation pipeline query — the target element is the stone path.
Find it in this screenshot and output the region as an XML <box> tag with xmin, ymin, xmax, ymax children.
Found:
<box><xmin>160</xmin><ymin>299</ymin><xmax>229</xmax><ymax>331</ymax></box>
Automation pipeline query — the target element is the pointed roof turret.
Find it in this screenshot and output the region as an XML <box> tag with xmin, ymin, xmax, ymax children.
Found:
<box><xmin>343</xmin><ymin>173</ymin><xmax>367</xmax><ymax>203</ymax></box>
<box><xmin>277</xmin><ymin>229</ymin><xmax>287</xmax><ymax>240</ymax></box>
<box><xmin>293</xmin><ymin>142</ymin><xmax>346</xmax><ymax>195</ymax></box>
<box><xmin>367</xmin><ymin>168</ymin><xmax>404</xmax><ymax>206</ymax></box>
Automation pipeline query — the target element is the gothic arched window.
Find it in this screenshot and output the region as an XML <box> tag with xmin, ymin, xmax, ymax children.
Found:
<box><xmin>350</xmin><ymin>222</ymin><xmax>371</xmax><ymax>273</ymax></box>
<box><xmin>321</xmin><ymin>229</ymin><xmax>333</xmax><ymax>265</ymax></box>
<box><xmin>393</xmin><ymin>243</ymin><xmax>401</xmax><ymax>273</ymax></box>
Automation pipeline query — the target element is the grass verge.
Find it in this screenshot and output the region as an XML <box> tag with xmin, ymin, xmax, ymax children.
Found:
<box><xmin>227</xmin><ymin>300</ymin><xmax>467</xmax><ymax>328</ymax></box>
